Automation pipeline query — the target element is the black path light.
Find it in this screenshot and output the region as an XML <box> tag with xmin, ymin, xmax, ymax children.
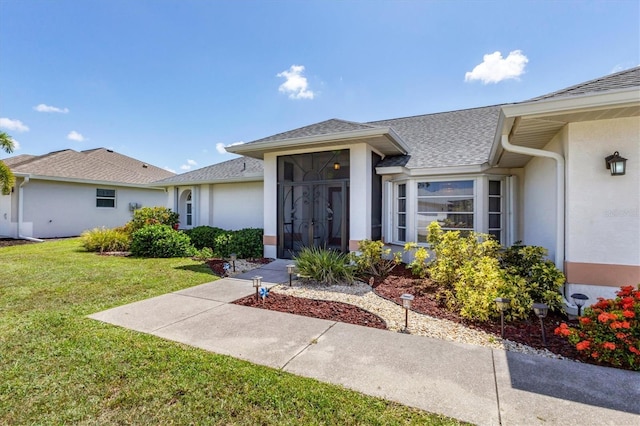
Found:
<box><xmin>494</xmin><ymin>297</ymin><xmax>511</xmax><ymax>338</ymax></box>
<box><xmin>287</xmin><ymin>264</ymin><xmax>295</xmax><ymax>287</ymax></box>
<box><xmin>400</xmin><ymin>294</ymin><xmax>415</xmax><ymax>331</ymax></box>
<box><xmin>252</xmin><ymin>276</ymin><xmax>263</xmax><ymax>301</ymax></box>
<box><xmin>230</xmin><ymin>253</ymin><xmax>237</xmax><ymax>272</ymax></box>
<box><xmin>605</xmin><ymin>151</ymin><xmax>627</xmax><ymax>176</ymax></box>
<box><xmin>571</xmin><ymin>293</ymin><xmax>589</xmax><ymax>317</ymax></box>
<box><xmin>532</xmin><ymin>303</ymin><xmax>549</xmax><ymax>346</ymax></box>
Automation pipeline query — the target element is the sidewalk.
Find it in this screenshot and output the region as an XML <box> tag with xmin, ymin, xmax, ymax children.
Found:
<box><xmin>89</xmin><ymin>261</ymin><xmax>639</xmax><ymax>426</ymax></box>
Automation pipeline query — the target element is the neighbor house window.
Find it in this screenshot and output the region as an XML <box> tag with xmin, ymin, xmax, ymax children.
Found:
<box><xmin>488</xmin><ymin>180</ymin><xmax>503</xmax><ymax>242</ymax></box>
<box><xmin>416</xmin><ymin>180</ymin><xmax>474</xmax><ymax>242</ymax></box>
<box><xmin>96</xmin><ymin>189</ymin><xmax>116</xmax><ymax>208</ymax></box>
<box><xmin>395</xmin><ymin>183</ymin><xmax>407</xmax><ymax>242</ymax></box>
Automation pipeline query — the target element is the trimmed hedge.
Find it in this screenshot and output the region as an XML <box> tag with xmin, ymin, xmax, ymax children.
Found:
<box><xmin>130</xmin><ymin>224</ymin><xmax>195</xmax><ymax>258</ymax></box>
<box><xmin>185</xmin><ymin>226</ymin><xmax>263</xmax><ymax>259</ymax></box>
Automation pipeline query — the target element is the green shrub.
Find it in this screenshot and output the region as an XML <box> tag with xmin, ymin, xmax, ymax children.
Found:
<box><xmin>427</xmin><ymin>222</ymin><xmax>501</xmax><ymax>289</ymax></box>
<box><xmin>351</xmin><ymin>240</ymin><xmax>401</xmax><ymax>278</ymax></box>
<box><xmin>295</xmin><ymin>246</ymin><xmax>355</xmax><ymax>285</ymax></box>
<box><xmin>555</xmin><ymin>285</ymin><xmax>640</xmax><ymax>370</ymax></box>
<box><xmin>499</xmin><ymin>243</ymin><xmax>565</xmax><ymax>312</ymax></box>
<box><xmin>130</xmin><ymin>224</ymin><xmax>195</xmax><ymax>258</ymax></box>
<box><xmin>403</xmin><ymin>242</ymin><xmax>430</xmax><ymax>278</ymax></box>
<box><xmin>80</xmin><ymin>227</ymin><xmax>131</xmax><ymax>253</ymax></box>
<box><xmin>185</xmin><ymin>226</ymin><xmax>263</xmax><ymax>258</ymax></box>
<box><xmin>192</xmin><ymin>246</ymin><xmax>214</xmax><ymax>261</ymax></box>
<box><xmin>425</xmin><ymin>222</ymin><xmax>560</xmax><ymax>321</ymax></box>
<box><xmin>128</xmin><ymin>207</ymin><xmax>179</xmax><ymax>233</ymax></box>
<box><xmin>185</xmin><ymin>226</ymin><xmax>225</xmax><ymax>250</ymax></box>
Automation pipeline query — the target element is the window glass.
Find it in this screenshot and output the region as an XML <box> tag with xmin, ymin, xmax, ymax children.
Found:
<box><xmin>417</xmin><ymin>180</ymin><xmax>474</xmax><ymax>242</ymax></box>
<box><xmin>395</xmin><ymin>183</ymin><xmax>407</xmax><ymax>242</ymax></box>
<box><xmin>96</xmin><ymin>188</ymin><xmax>116</xmax><ymax>208</ymax></box>
<box><xmin>488</xmin><ymin>180</ymin><xmax>503</xmax><ymax>243</ymax></box>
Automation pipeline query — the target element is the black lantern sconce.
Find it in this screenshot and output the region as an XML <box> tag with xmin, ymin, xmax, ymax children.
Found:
<box><xmin>605</xmin><ymin>151</ymin><xmax>627</xmax><ymax>176</ymax></box>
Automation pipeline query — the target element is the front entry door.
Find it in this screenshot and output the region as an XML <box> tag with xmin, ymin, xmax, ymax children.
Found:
<box><xmin>278</xmin><ymin>181</ymin><xmax>348</xmax><ymax>259</ymax></box>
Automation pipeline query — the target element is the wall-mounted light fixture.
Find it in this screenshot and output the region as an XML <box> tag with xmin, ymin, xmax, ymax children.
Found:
<box><xmin>333</xmin><ymin>162</ymin><xmax>341</xmax><ymax>170</ymax></box>
<box><xmin>605</xmin><ymin>151</ymin><xmax>627</xmax><ymax>176</ymax></box>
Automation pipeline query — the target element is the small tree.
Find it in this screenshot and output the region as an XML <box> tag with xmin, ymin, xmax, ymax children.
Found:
<box><xmin>0</xmin><ymin>132</ymin><xmax>16</xmax><ymax>195</ymax></box>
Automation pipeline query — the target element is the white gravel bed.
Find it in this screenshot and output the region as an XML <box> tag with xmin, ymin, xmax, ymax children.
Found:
<box><xmin>271</xmin><ymin>280</ymin><xmax>566</xmax><ymax>360</ymax></box>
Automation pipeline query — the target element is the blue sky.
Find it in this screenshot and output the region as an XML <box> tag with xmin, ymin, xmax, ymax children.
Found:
<box><xmin>1</xmin><ymin>0</ymin><xmax>638</xmax><ymax>173</ymax></box>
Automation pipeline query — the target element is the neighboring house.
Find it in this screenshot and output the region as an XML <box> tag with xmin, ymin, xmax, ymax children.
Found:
<box><xmin>0</xmin><ymin>148</ymin><xmax>174</xmax><ymax>239</ymax></box>
<box><xmin>158</xmin><ymin>67</ymin><xmax>638</xmax><ymax>306</ymax></box>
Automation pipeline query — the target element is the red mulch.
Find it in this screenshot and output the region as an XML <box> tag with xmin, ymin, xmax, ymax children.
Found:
<box><xmin>233</xmin><ymin>292</ymin><xmax>387</xmax><ymax>330</ymax></box>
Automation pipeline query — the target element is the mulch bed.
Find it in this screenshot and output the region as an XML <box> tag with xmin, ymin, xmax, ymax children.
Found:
<box><xmin>371</xmin><ymin>264</ymin><xmax>582</xmax><ymax>361</ymax></box>
<box><xmin>233</xmin><ymin>292</ymin><xmax>387</xmax><ymax>330</ymax></box>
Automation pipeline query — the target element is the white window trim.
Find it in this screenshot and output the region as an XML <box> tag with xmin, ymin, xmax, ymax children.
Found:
<box><xmin>96</xmin><ymin>188</ymin><xmax>116</xmax><ymax>208</ymax></box>
<box><xmin>388</xmin><ymin>174</ymin><xmax>511</xmax><ymax>246</ymax></box>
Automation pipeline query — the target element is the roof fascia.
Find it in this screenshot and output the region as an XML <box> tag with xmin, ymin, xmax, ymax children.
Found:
<box><xmin>226</xmin><ymin>126</ymin><xmax>409</xmax><ymax>157</ymax></box>
<box><xmin>376</xmin><ymin>164</ymin><xmax>490</xmax><ymax>176</ymax></box>
<box><xmin>150</xmin><ymin>175</ymin><xmax>264</xmax><ymax>187</ymax></box>
<box><xmin>501</xmin><ymin>88</ymin><xmax>639</xmax><ymax>119</ymax></box>
<box><xmin>17</xmin><ymin>174</ymin><xmax>166</xmax><ymax>190</ymax></box>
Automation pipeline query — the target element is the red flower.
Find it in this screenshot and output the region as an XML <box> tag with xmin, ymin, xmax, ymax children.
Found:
<box><xmin>598</xmin><ymin>312</ymin><xmax>617</xmax><ymax>323</ymax></box>
<box><xmin>630</xmin><ymin>346</ymin><xmax>640</xmax><ymax>355</ymax></box>
<box><xmin>591</xmin><ymin>351</ymin><xmax>600</xmax><ymax>359</ymax></box>
<box><xmin>620</xmin><ymin>321</ymin><xmax>631</xmax><ymax>329</ymax></box>
<box><xmin>554</xmin><ymin>323</ymin><xmax>572</xmax><ymax>337</ymax></box>
<box><xmin>579</xmin><ymin>317</ymin><xmax>592</xmax><ymax>325</ymax></box>
<box><xmin>602</xmin><ymin>342</ymin><xmax>616</xmax><ymax>351</ymax></box>
<box><xmin>615</xmin><ymin>332</ymin><xmax>627</xmax><ymax>340</ymax></box>
<box><xmin>621</xmin><ymin>297</ymin><xmax>635</xmax><ymax>310</ymax></box>
<box><xmin>576</xmin><ymin>340</ymin><xmax>591</xmax><ymax>351</ymax></box>
<box><xmin>622</xmin><ymin>310</ymin><xmax>635</xmax><ymax>318</ymax></box>
<box><xmin>617</xmin><ymin>286</ymin><xmax>635</xmax><ymax>297</ymax></box>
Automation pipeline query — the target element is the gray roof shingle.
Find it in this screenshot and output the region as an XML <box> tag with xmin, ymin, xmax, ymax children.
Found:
<box><xmin>6</xmin><ymin>148</ymin><xmax>174</xmax><ymax>184</ymax></box>
<box><xmin>154</xmin><ymin>156</ymin><xmax>263</xmax><ymax>184</ymax></box>
<box><xmin>248</xmin><ymin>119</ymin><xmax>383</xmax><ymax>144</ymax></box>
<box><xmin>527</xmin><ymin>66</ymin><xmax>640</xmax><ymax>102</ymax></box>
<box><xmin>371</xmin><ymin>105</ymin><xmax>503</xmax><ymax>168</ymax></box>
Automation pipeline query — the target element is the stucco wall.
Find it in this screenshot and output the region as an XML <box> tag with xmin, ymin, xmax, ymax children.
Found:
<box><xmin>522</xmin><ymin>128</ymin><xmax>567</xmax><ymax>262</ymax></box>
<box><xmin>566</xmin><ymin>117</ymin><xmax>639</xmax><ymax>266</ymax></box>
<box><xmin>211</xmin><ymin>181</ymin><xmax>263</xmax><ymax>230</ymax></box>
<box><xmin>20</xmin><ymin>180</ymin><xmax>168</xmax><ymax>238</ymax></box>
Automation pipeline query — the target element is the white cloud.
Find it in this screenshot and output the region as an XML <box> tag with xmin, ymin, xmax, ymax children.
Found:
<box><xmin>186</xmin><ymin>159</ymin><xmax>197</xmax><ymax>166</ymax></box>
<box><xmin>465</xmin><ymin>50</ymin><xmax>528</xmax><ymax>84</ymax></box>
<box><xmin>216</xmin><ymin>141</ymin><xmax>244</xmax><ymax>154</ymax></box>
<box><xmin>180</xmin><ymin>164</ymin><xmax>192</xmax><ymax>171</ymax></box>
<box><xmin>0</xmin><ymin>117</ymin><xmax>30</xmax><ymax>132</ymax></box>
<box><xmin>9</xmin><ymin>138</ymin><xmax>21</xmax><ymax>151</ymax></box>
<box><xmin>277</xmin><ymin>65</ymin><xmax>315</xmax><ymax>99</ymax></box>
<box><xmin>67</xmin><ymin>130</ymin><xmax>85</xmax><ymax>142</ymax></box>
<box><xmin>34</xmin><ymin>104</ymin><xmax>69</xmax><ymax>113</ymax></box>
<box><xmin>164</xmin><ymin>166</ymin><xmax>176</xmax><ymax>173</ymax></box>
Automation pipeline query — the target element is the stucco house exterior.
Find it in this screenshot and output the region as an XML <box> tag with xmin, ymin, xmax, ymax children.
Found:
<box><xmin>0</xmin><ymin>148</ymin><xmax>174</xmax><ymax>239</ymax></box>
<box><xmin>156</xmin><ymin>67</ymin><xmax>639</xmax><ymax>306</ymax></box>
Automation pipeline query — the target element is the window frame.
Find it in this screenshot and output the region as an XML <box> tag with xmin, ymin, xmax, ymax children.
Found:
<box><xmin>96</xmin><ymin>188</ymin><xmax>116</xmax><ymax>208</ymax></box>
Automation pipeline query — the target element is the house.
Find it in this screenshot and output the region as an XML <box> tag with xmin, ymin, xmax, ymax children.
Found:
<box><xmin>0</xmin><ymin>148</ymin><xmax>174</xmax><ymax>239</ymax></box>
<box><xmin>157</xmin><ymin>67</ymin><xmax>639</xmax><ymax>305</ymax></box>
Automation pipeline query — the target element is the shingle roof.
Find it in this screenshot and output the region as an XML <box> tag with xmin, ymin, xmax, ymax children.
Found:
<box><xmin>371</xmin><ymin>105</ymin><xmax>503</xmax><ymax>168</ymax></box>
<box><xmin>154</xmin><ymin>156</ymin><xmax>263</xmax><ymax>184</ymax></box>
<box><xmin>527</xmin><ymin>66</ymin><xmax>640</xmax><ymax>102</ymax></box>
<box><xmin>6</xmin><ymin>148</ymin><xmax>174</xmax><ymax>184</ymax></box>
<box><xmin>248</xmin><ymin>119</ymin><xmax>383</xmax><ymax>144</ymax></box>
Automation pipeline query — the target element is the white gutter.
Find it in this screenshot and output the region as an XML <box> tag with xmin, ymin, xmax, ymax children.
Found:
<box><xmin>17</xmin><ymin>176</ymin><xmax>44</xmax><ymax>242</ymax></box>
<box><xmin>500</xmin><ymin>132</ymin><xmax>564</xmax><ymax>270</ymax></box>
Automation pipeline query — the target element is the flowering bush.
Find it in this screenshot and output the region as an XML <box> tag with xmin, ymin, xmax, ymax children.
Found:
<box><xmin>554</xmin><ymin>285</ymin><xmax>640</xmax><ymax>370</ymax></box>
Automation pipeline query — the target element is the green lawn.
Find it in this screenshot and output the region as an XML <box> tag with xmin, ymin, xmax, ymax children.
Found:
<box><xmin>0</xmin><ymin>239</ymin><xmax>463</xmax><ymax>425</ymax></box>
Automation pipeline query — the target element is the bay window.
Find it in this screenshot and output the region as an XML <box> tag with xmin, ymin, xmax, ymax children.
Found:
<box><xmin>417</xmin><ymin>180</ymin><xmax>474</xmax><ymax>242</ymax></box>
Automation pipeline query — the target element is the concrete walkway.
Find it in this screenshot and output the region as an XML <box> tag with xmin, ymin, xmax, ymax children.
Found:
<box><xmin>89</xmin><ymin>261</ymin><xmax>639</xmax><ymax>426</ymax></box>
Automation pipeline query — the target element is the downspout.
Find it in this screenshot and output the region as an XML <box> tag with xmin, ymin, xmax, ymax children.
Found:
<box><xmin>18</xmin><ymin>176</ymin><xmax>44</xmax><ymax>242</ymax></box>
<box><xmin>500</xmin><ymin>131</ymin><xmax>564</xmax><ymax>270</ymax></box>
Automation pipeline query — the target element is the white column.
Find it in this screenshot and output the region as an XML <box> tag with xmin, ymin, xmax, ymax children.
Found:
<box><xmin>349</xmin><ymin>144</ymin><xmax>371</xmax><ymax>249</ymax></box>
<box><xmin>263</xmin><ymin>153</ymin><xmax>278</xmax><ymax>258</ymax></box>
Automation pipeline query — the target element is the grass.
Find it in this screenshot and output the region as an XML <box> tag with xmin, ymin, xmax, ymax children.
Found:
<box><xmin>0</xmin><ymin>239</ymin><xmax>463</xmax><ymax>425</ymax></box>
